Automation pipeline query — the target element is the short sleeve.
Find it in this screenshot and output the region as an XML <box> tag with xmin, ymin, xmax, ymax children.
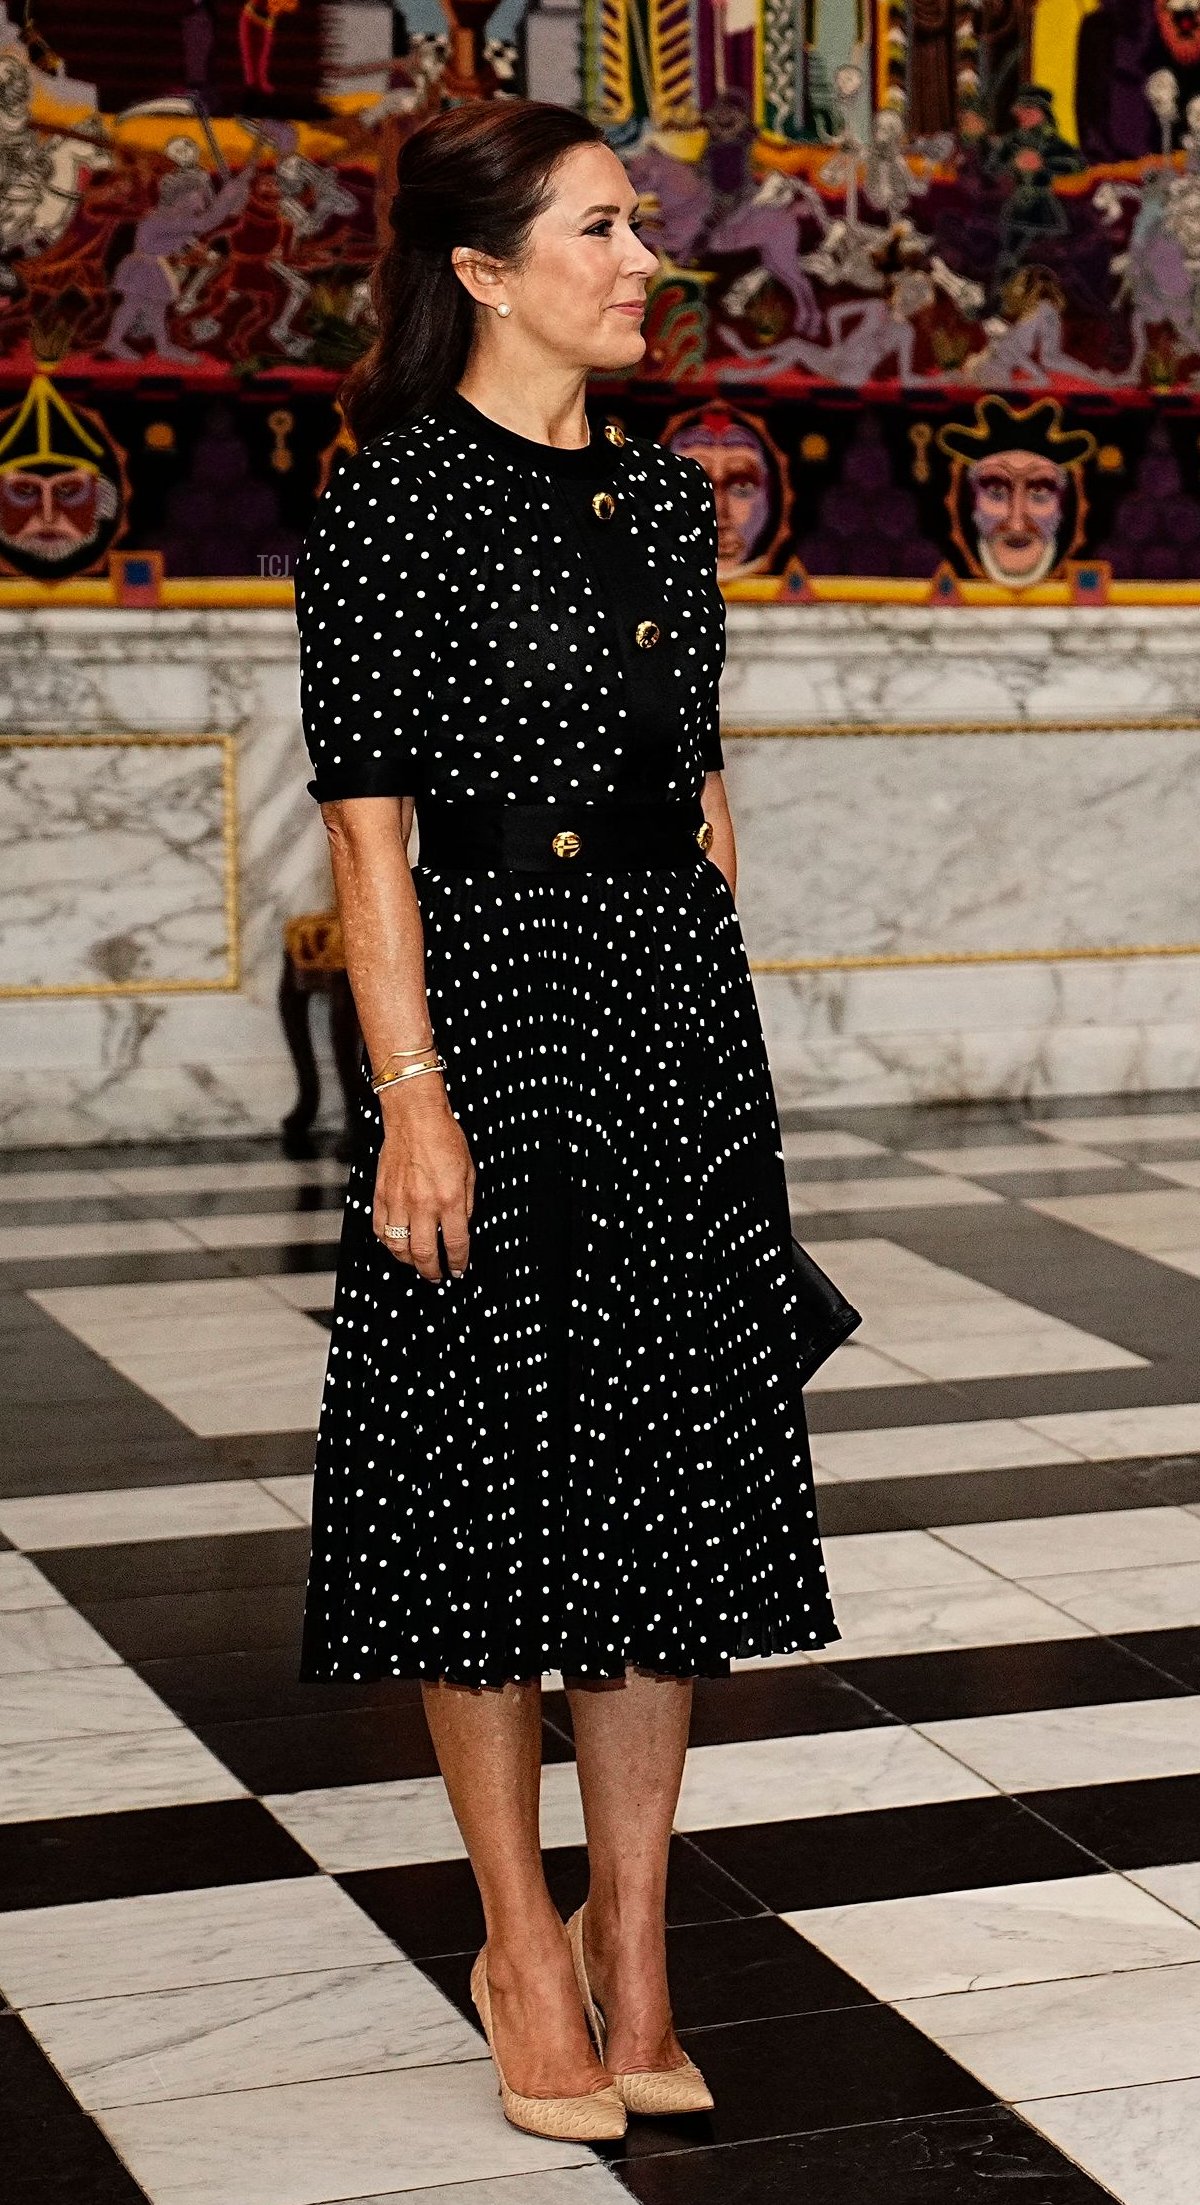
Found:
<box><xmin>693</xmin><ymin>466</ymin><xmax>726</xmax><ymax>774</ymax></box>
<box><xmin>295</xmin><ymin>440</ymin><xmax>441</xmax><ymax>803</ymax></box>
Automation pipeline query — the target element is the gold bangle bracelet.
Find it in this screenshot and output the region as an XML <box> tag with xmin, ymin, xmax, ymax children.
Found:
<box><xmin>376</xmin><ymin>1042</ymin><xmax>436</xmax><ymax>1075</ymax></box>
<box><xmin>373</xmin><ymin>1059</ymin><xmax>447</xmax><ymax>1094</ymax></box>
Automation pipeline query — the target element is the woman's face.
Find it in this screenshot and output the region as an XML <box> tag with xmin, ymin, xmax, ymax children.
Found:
<box><xmin>473</xmin><ymin>142</ymin><xmax>660</xmax><ymax>370</ymax></box>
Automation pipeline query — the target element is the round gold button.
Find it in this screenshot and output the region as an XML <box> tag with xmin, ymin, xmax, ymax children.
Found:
<box><xmin>603</xmin><ymin>421</ymin><xmax>626</xmax><ymax>447</ymax></box>
<box><xmin>635</xmin><ymin>619</ymin><xmax>661</xmax><ymax>648</ymax></box>
<box><xmin>696</xmin><ymin>820</ymin><xmax>714</xmax><ymax>852</ymax></box>
<box><xmin>591</xmin><ymin>490</ymin><xmax>616</xmax><ymax>520</ymax></box>
<box><xmin>551</xmin><ymin>828</ymin><xmax>582</xmax><ymax>858</ymax></box>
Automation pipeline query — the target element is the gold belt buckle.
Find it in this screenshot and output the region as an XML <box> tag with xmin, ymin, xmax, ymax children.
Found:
<box><xmin>551</xmin><ymin>828</ymin><xmax>582</xmax><ymax>859</ymax></box>
<box><xmin>696</xmin><ymin>820</ymin><xmax>714</xmax><ymax>852</ymax></box>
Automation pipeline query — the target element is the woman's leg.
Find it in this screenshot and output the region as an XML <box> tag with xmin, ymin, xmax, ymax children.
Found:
<box><xmin>564</xmin><ymin>1668</ymin><xmax>694</xmax><ymax>2072</ymax></box>
<box><xmin>421</xmin><ymin>1677</ymin><xmax>609</xmax><ymax>2097</ymax></box>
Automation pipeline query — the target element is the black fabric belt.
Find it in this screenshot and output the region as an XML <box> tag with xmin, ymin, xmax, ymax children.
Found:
<box><xmin>414</xmin><ymin>797</ymin><xmax>714</xmax><ymax>872</ymax></box>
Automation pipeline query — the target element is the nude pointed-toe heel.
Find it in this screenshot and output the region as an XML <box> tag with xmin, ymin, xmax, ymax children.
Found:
<box><xmin>565</xmin><ymin>1906</ymin><xmax>715</xmax><ymax>2118</ymax></box>
<box><xmin>469</xmin><ymin>1945</ymin><xmax>627</xmax><ymax>2142</ymax></box>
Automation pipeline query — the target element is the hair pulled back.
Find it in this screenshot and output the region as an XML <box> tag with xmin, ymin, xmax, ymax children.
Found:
<box><xmin>340</xmin><ymin>100</ymin><xmax>605</xmax><ymax>446</ymax></box>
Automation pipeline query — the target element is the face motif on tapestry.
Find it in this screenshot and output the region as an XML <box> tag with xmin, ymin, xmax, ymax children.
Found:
<box><xmin>967</xmin><ymin>450</ymin><xmax>1066</xmax><ymax>584</ymax></box>
<box><xmin>0</xmin><ymin>377</ymin><xmax>125</xmax><ymax>581</ymax></box>
<box><xmin>936</xmin><ymin>397</ymin><xmax>1095</xmax><ymax>590</ymax></box>
<box><xmin>664</xmin><ymin>405</ymin><xmax>788</xmax><ymax>578</ymax></box>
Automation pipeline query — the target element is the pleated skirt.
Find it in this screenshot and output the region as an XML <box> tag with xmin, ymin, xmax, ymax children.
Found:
<box><xmin>299</xmin><ymin>855</ymin><xmax>842</xmax><ymax>1685</ymax></box>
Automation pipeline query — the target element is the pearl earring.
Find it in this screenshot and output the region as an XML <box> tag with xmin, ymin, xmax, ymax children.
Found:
<box><xmin>496</xmin><ymin>303</ymin><xmax>511</xmax><ymax>317</ymax></box>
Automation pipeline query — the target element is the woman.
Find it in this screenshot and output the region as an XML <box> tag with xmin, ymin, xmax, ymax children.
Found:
<box><xmin>294</xmin><ymin>99</ymin><xmax>840</xmax><ymax>2143</ymax></box>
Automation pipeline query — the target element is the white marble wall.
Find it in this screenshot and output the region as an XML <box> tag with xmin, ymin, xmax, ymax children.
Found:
<box><xmin>0</xmin><ymin>612</ymin><xmax>332</xmax><ymax>1148</ymax></box>
<box><xmin>1</xmin><ymin>603</ymin><xmax>1198</xmax><ymax>1145</ymax></box>
<box><xmin>722</xmin><ymin>604</ymin><xmax>1200</xmax><ymax>1105</ymax></box>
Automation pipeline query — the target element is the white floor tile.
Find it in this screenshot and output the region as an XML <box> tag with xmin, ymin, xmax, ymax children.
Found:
<box><xmin>792</xmin><ymin>1175</ymin><xmax>1002</xmax><ymax>1212</ymax></box>
<box><xmin>182</xmin><ymin>1211</ymin><xmax>346</xmax><ymax>1249</ymax></box>
<box><xmin>896</xmin><ymin>1958</ymin><xmax>1200</xmax><ymax>2098</ymax></box>
<box><xmin>905</xmin><ymin>1141</ymin><xmax>1126</xmax><ymax>1177</ymax></box>
<box><xmin>0</xmin><ymin>1169</ymin><xmax>121</xmax><ymax>1203</ymax></box>
<box><xmin>1027</xmin><ymin>1559</ymin><xmax>1200</xmax><ymax>1634</ymax></box>
<box><xmin>0</xmin><ymin>1664</ymin><xmax>179</xmax><ymax>1746</ymax></box>
<box><xmin>673</xmin><ymin>1727</ymin><xmax>993</xmax><ymax>1829</ymax></box>
<box><xmin>330</xmin><ymin>2173</ymin><xmax>628</xmax><ymax>2205</ymax></box>
<box><xmin>931</xmin><ymin>1505</ymin><xmax>1200</xmax><ymax>1581</ymax></box>
<box><xmin>265</xmin><ymin>1761</ymin><xmax>589</xmax><ymax>1874</ymax></box>
<box><xmin>0</xmin><ymin>1727</ymin><xmax>245</xmax><ymax>1825</ymax></box>
<box><xmin>1025</xmin><ymin>1188</ymin><xmax>1200</xmax><ymax>1273</ymax></box>
<box><xmin>781</xmin><ymin>1130</ymin><xmax>889</xmax><ymax>1160</ymax></box>
<box><xmin>1021</xmin><ymin>1402</ymin><xmax>1200</xmax><ymax>1461</ymax></box>
<box><xmin>1031</xmin><ymin>1112</ymin><xmax>1200</xmax><ymax>1145</ymax></box>
<box><xmin>25</xmin><ymin>1960</ymin><xmax>484</xmax><ymax>2109</ymax></box>
<box><xmin>0</xmin><ymin>1876</ymin><xmax>399</xmax><ymax>2006</ymax></box>
<box><xmin>806</xmin><ymin>1581</ymin><xmax>1089</xmax><ymax>1663</ymax></box>
<box><xmin>1129</xmin><ymin>1862</ymin><xmax>1200</xmax><ymax>1927</ymax></box>
<box><xmin>1016</xmin><ymin>2079</ymin><xmax>1200</xmax><ymax>2205</ymax></box>
<box><xmin>0</xmin><ymin>1218</ymin><xmax>197</xmax><ymax>1261</ymax></box>
<box><xmin>0</xmin><ymin>1553</ymin><xmax>66</xmax><ymax>1612</ymax></box>
<box><xmin>0</xmin><ymin>1604</ymin><xmax>122</xmax><ymax>1677</ymax></box>
<box><xmin>803</xmin><ymin>1342</ymin><xmax>926</xmax><ymax>1391</ymax></box>
<box><xmin>802</xmin><ymin>1238</ymin><xmax>1144</xmax><ymax>1384</ymax></box>
<box><xmin>261</xmin><ymin>1273</ymin><xmax>337</xmax><ymax>1312</ymax></box>
<box><xmin>29</xmin><ymin>1280</ymin><xmax>328</xmax><ymax>1439</ymax></box>
<box><xmin>108</xmin><ymin>1161</ymin><xmax>348</xmax><ymax>1197</ymax></box>
<box><xmin>257</xmin><ymin>1474</ymin><xmax>313</xmax><ymax>1523</ymax></box>
<box><xmin>785</xmin><ymin>1869</ymin><xmax>1200</xmax><ymax>2000</ymax></box>
<box><xmin>918</xmin><ymin>1695</ymin><xmax>1200</xmax><ymax>1795</ymax></box>
<box><xmin>0</xmin><ymin>1479</ymin><xmax>303</xmax><ymax>1552</ymax></box>
<box><xmin>823</xmin><ymin>1530</ymin><xmax>997</xmax><ymax>1596</ymax></box>
<box><xmin>809</xmin><ymin>1419</ymin><xmax>1081</xmax><ymax>1484</ymax></box>
<box><xmin>96</xmin><ymin>2058</ymin><xmax>599</xmax><ymax>2205</ymax></box>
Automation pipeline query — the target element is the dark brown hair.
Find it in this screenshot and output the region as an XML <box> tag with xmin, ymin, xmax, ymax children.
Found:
<box><xmin>340</xmin><ymin>100</ymin><xmax>605</xmax><ymax>445</ymax></box>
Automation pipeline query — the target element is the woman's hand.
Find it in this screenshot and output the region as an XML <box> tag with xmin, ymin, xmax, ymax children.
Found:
<box><xmin>373</xmin><ymin>1077</ymin><xmax>476</xmax><ymax>1282</ymax></box>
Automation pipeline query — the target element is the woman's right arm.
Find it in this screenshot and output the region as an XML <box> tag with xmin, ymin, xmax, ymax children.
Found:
<box><xmin>295</xmin><ymin>440</ymin><xmax>472</xmax><ymax>1282</ymax></box>
<box><xmin>320</xmin><ymin>795</ymin><xmax>475</xmax><ymax>1282</ymax></box>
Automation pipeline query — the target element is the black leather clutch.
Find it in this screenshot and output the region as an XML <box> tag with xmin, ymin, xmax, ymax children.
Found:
<box><xmin>791</xmin><ymin>1233</ymin><xmax>862</xmax><ymax>1383</ymax></box>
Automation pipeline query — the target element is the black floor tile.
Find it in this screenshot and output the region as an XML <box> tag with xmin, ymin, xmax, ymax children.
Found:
<box><xmin>0</xmin><ymin>2012</ymin><xmax>150</xmax><ymax>2203</ymax></box>
<box><xmin>0</xmin><ymin>1248</ymin><xmax>236</xmax><ymax>1289</ymax></box>
<box><xmin>80</xmin><ymin>1582</ymin><xmax>306</xmax><ymax>1660</ymax></box>
<box><xmin>805</xmin><ymin>1359</ymin><xmax>1200</xmax><ymax>1436</ymax></box>
<box><xmin>683</xmin><ymin>1666</ymin><xmax>893</xmax><ymax>1746</ymax></box>
<box><xmin>607</xmin><ymin>2005</ymin><xmax>992</xmax><ymax>2156</ymax></box>
<box><xmin>0</xmin><ymin>1799</ymin><xmax>319</xmax><ymax>1912</ymax></box>
<box><xmin>692</xmin><ymin>1794</ymin><xmax>1104</xmax><ymax>1911</ymax></box>
<box><xmin>196</xmin><ymin>1707</ymin><xmax>574</xmax><ymax>1792</ymax></box>
<box><xmin>37</xmin><ymin>1527</ymin><xmax>311</xmax><ymax>1602</ymax></box>
<box><xmin>613</xmin><ymin>2105</ymin><xmax>1118</xmax><ymax>2204</ymax></box>
<box><xmin>341</xmin><ymin>1834</ymin><xmax>768</xmax><ymax>1962</ymax></box>
<box><xmin>119</xmin><ymin>1183</ymin><xmax>346</xmax><ymax>1219</ymax></box>
<box><xmin>816</xmin><ymin>1453</ymin><xmax>1200</xmax><ymax>1537</ymax></box>
<box><xmin>826</xmin><ymin>1632</ymin><xmax>1189</xmax><ymax>1725</ymax></box>
<box><xmin>660</xmin><ymin>1912</ymin><xmax>873</xmax><ymax>2029</ymax></box>
<box><xmin>1021</xmin><ymin>1770</ymin><xmax>1200</xmax><ymax>1870</ymax></box>
<box><xmin>136</xmin><ymin>1646</ymin><xmax>415</xmax><ymax>1726</ymax></box>
<box><xmin>1114</xmin><ymin>1624</ymin><xmax>1200</xmax><ymax>1691</ymax></box>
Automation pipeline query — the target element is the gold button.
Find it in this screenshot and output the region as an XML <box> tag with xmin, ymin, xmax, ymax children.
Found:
<box><xmin>696</xmin><ymin>820</ymin><xmax>714</xmax><ymax>852</ymax></box>
<box><xmin>603</xmin><ymin>421</ymin><xmax>626</xmax><ymax>447</ymax></box>
<box><xmin>591</xmin><ymin>490</ymin><xmax>616</xmax><ymax>520</ymax></box>
<box><xmin>551</xmin><ymin>828</ymin><xmax>582</xmax><ymax>858</ymax></box>
<box><xmin>635</xmin><ymin>619</ymin><xmax>661</xmax><ymax>648</ymax></box>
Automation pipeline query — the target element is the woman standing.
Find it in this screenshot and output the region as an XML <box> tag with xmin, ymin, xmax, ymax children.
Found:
<box><xmin>295</xmin><ymin>99</ymin><xmax>840</xmax><ymax>2142</ymax></box>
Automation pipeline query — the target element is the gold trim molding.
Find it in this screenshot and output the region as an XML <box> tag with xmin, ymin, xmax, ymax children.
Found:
<box><xmin>0</xmin><ymin>734</ymin><xmax>240</xmax><ymax>1000</ymax></box>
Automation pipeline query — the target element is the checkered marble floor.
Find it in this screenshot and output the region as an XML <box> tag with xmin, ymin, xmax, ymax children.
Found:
<box><xmin>8</xmin><ymin>1096</ymin><xmax>1200</xmax><ymax>2204</ymax></box>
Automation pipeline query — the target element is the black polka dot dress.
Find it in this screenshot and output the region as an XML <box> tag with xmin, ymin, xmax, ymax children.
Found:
<box><xmin>294</xmin><ymin>385</ymin><xmax>841</xmax><ymax>1685</ymax></box>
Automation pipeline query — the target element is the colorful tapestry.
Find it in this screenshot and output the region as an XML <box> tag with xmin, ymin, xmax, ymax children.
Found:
<box><xmin>6</xmin><ymin>0</ymin><xmax>1200</xmax><ymax>594</ymax></box>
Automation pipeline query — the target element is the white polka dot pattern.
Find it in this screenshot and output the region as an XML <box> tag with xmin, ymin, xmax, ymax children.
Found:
<box><xmin>295</xmin><ymin>390</ymin><xmax>841</xmax><ymax>1685</ymax></box>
